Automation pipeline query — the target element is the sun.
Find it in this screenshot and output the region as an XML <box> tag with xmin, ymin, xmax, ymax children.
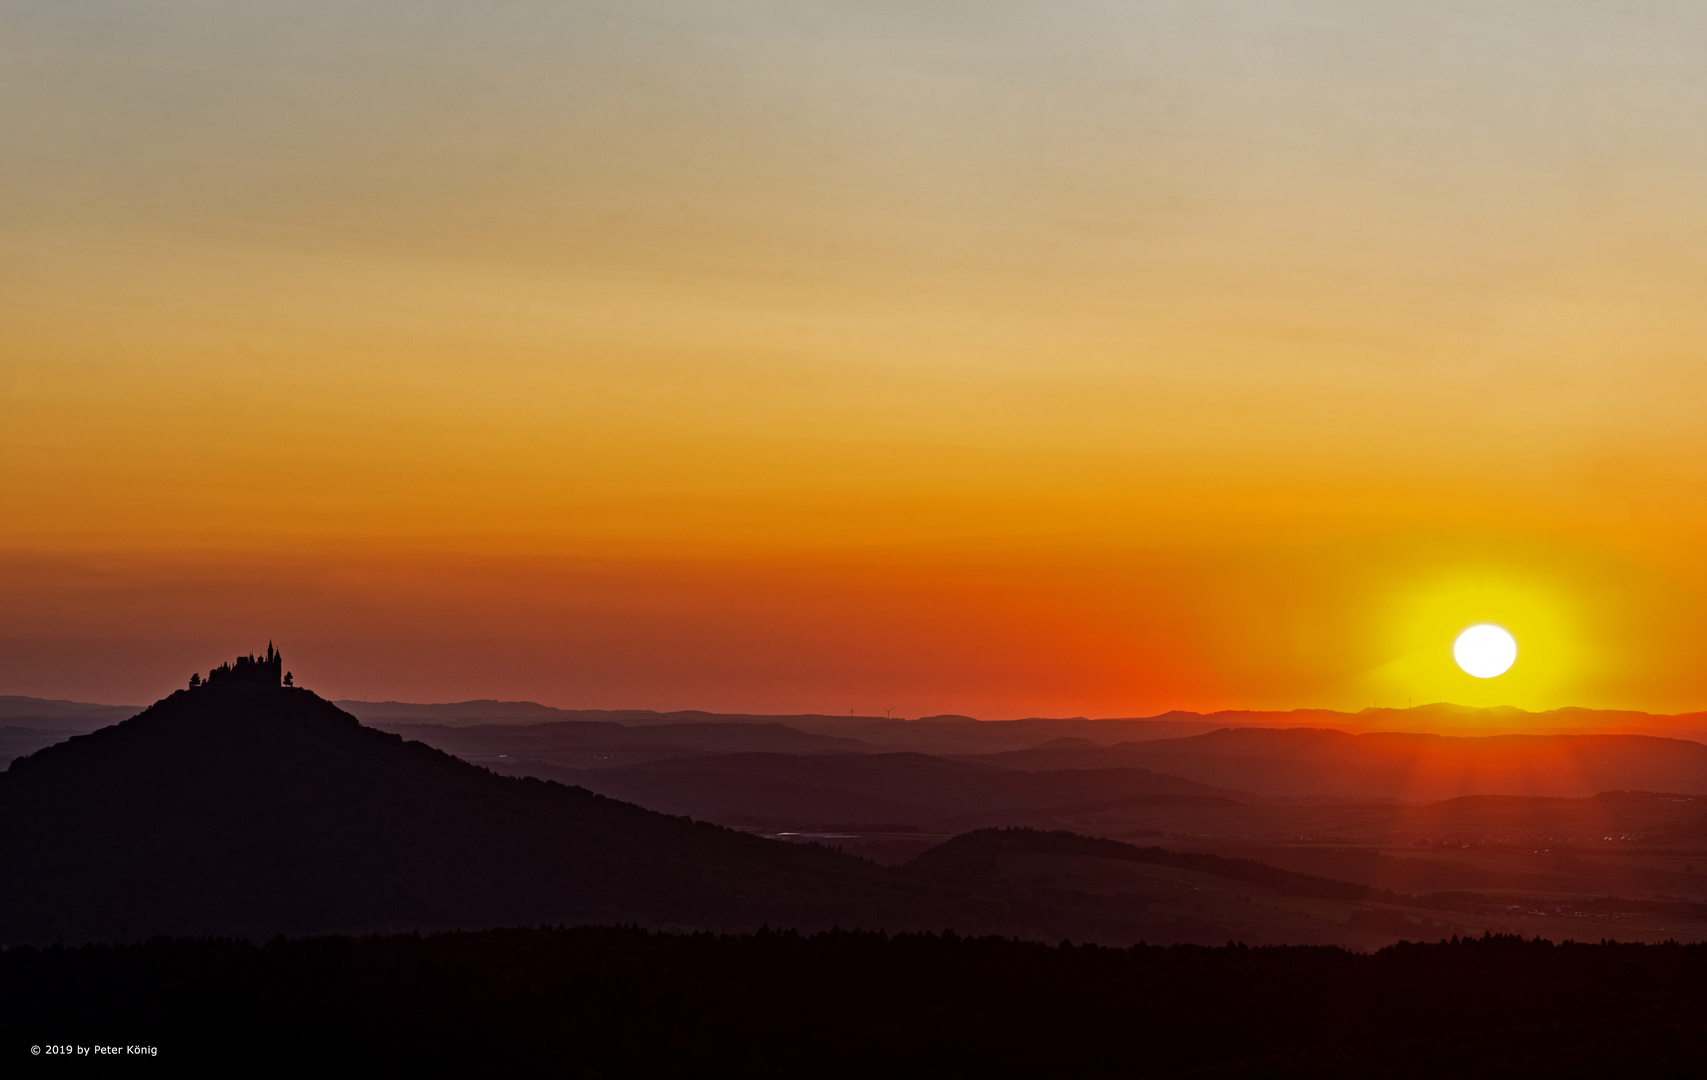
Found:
<box><xmin>1453</xmin><ymin>624</ymin><xmax>1517</xmax><ymax>678</ymax></box>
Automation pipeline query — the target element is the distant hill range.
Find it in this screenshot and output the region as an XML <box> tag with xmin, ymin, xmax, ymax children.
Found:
<box><xmin>339</xmin><ymin>702</ymin><xmax>1223</xmax><ymax>751</ymax></box>
<box><xmin>0</xmin><ymin>695</ymin><xmax>138</xmax><ymax>729</ymax></box>
<box><xmin>1182</xmin><ymin>704</ymin><xmax>1707</xmax><ymax>741</ymax></box>
<box><xmin>6</xmin><ymin>690</ymin><xmax>1701</xmax><ymax>746</ymax></box>
<box><xmin>427</xmin><ymin>728</ymin><xmax>1707</xmax><ymax>835</ymax></box>
<box><xmin>960</xmin><ymin>728</ymin><xmax>1707</xmax><ymax>802</ymax></box>
<box><xmin>337</xmin><ymin>698</ymin><xmax>1707</xmax><ymax>742</ymax></box>
<box><xmin>347</xmin><ymin>709</ymin><xmax>1707</xmax><ymax>811</ymax></box>
<box><xmin>7</xmin><ymin>691</ymin><xmax>1707</xmax><ymax>806</ymax></box>
<box><xmin>9</xmin><ymin>660</ymin><xmax>1707</xmax><ymax>949</ymax></box>
<box><xmin>514</xmin><ymin>752</ymin><xmax>1245</xmax><ymax>834</ymax></box>
<box><xmin>0</xmin><ymin>696</ymin><xmax>144</xmax><ymax>775</ymax></box>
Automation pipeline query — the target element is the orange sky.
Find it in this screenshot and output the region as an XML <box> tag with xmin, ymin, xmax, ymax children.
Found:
<box><xmin>4</xmin><ymin>3</ymin><xmax>1707</xmax><ymax>716</ymax></box>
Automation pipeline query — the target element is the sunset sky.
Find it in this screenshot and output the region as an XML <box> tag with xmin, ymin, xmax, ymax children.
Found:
<box><xmin>5</xmin><ymin>2</ymin><xmax>1707</xmax><ymax>717</ymax></box>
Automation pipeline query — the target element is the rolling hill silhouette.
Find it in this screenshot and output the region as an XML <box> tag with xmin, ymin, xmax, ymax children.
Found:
<box><xmin>10</xmin><ymin>668</ymin><xmax>1706</xmax><ymax>949</ymax></box>
<box><xmin>521</xmin><ymin>752</ymin><xmax>1243</xmax><ymax>832</ymax></box>
<box><xmin>966</xmin><ymin>727</ymin><xmax>1707</xmax><ymax>800</ymax></box>
<box><xmin>1</xmin><ymin>676</ymin><xmax>1425</xmax><ymax>949</ymax></box>
<box><xmin>336</xmin><ymin>697</ymin><xmax>1707</xmax><ymax>744</ymax></box>
<box><xmin>0</xmin><ymin>678</ymin><xmax>959</xmax><ymax>944</ymax></box>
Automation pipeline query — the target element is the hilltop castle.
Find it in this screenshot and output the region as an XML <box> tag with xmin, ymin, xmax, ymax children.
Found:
<box><xmin>193</xmin><ymin>643</ymin><xmax>291</xmax><ymax>689</ymax></box>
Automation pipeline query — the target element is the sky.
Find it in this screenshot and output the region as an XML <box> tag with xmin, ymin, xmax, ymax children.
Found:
<box><xmin>4</xmin><ymin>1</ymin><xmax>1707</xmax><ymax>718</ymax></box>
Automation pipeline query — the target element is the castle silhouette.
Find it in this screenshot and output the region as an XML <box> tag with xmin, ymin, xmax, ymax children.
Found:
<box><xmin>191</xmin><ymin>643</ymin><xmax>292</xmax><ymax>689</ymax></box>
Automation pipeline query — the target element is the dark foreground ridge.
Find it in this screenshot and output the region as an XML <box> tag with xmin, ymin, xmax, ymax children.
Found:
<box><xmin>5</xmin><ymin>928</ymin><xmax>1706</xmax><ymax>1077</ymax></box>
<box><xmin>0</xmin><ymin>668</ymin><xmax>956</xmax><ymax>943</ymax></box>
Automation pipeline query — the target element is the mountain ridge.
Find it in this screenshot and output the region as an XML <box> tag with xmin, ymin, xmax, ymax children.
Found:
<box><xmin>334</xmin><ymin>697</ymin><xmax>1707</xmax><ymax>740</ymax></box>
<box><xmin>962</xmin><ymin>728</ymin><xmax>1707</xmax><ymax>799</ymax></box>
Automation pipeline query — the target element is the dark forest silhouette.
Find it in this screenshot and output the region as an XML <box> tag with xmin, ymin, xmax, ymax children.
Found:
<box><xmin>6</xmin><ymin>928</ymin><xmax>1707</xmax><ymax>1076</ymax></box>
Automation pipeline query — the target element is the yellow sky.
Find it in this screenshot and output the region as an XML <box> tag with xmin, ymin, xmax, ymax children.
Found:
<box><xmin>4</xmin><ymin>2</ymin><xmax>1707</xmax><ymax>713</ymax></box>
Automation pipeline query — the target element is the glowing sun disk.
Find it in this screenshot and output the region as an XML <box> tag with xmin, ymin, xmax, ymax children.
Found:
<box><xmin>1454</xmin><ymin>624</ymin><xmax>1517</xmax><ymax>678</ymax></box>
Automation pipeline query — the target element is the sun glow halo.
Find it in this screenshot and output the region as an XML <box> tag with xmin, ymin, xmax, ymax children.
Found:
<box><xmin>1454</xmin><ymin>624</ymin><xmax>1518</xmax><ymax>678</ymax></box>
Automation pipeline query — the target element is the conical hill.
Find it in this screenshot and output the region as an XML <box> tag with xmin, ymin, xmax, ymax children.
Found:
<box><xmin>0</xmin><ymin>680</ymin><xmax>938</xmax><ymax>943</ymax></box>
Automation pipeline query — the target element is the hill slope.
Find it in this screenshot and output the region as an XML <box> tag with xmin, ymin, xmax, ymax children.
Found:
<box><xmin>522</xmin><ymin>752</ymin><xmax>1244</xmax><ymax>831</ymax></box>
<box><xmin>0</xmin><ymin>683</ymin><xmax>948</xmax><ymax>944</ymax></box>
<box><xmin>0</xmin><ymin>695</ymin><xmax>136</xmax><ymax>731</ymax></box>
<box><xmin>968</xmin><ymin>728</ymin><xmax>1707</xmax><ymax>799</ymax></box>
